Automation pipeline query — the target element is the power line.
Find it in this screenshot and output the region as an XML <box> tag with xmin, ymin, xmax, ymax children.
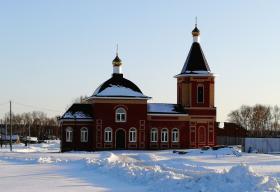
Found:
<box><xmin>14</xmin><ymin>101</ymin><xmax>62</xmax><ymax>113</ymax></box>
<box><xmin>0</xmin><ymin>102</ymin><xmax>9</xmax><ymax>106</ymax></box>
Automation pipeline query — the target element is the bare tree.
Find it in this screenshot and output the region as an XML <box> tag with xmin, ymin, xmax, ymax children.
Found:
<box><xmin>228</xmin><ymin>104</ymin><xmax>280</xmax><ymax>137</ymax></box>
<box><xmin>3</xmin><ymin>111</ymin><xmax>59</xmax><ymax>140</ymax></box>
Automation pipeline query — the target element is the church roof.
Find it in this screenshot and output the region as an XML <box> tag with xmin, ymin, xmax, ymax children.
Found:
<box><xmin>148</xmin><ymin>103</ymin><xmax>187</xmax><ymax>114</ymax></box>
<box><xmin>92</xmin><ymin>74</ymin><xmax>149</xmax><ymax>98</ymax></box>
<box><xmin>61</xmin><ymin>104</ymin><xmax>93</xmax><ymax>119</ymax></box>
<box><xmin>180</xmin><ymin>42</ymin><xmax>210</xmax><ymax>74</ymax></box>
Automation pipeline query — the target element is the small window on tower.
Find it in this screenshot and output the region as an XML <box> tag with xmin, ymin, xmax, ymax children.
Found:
<box><xmin>197</xmin><ymin>85</ymin><xmax>204</xmax><ymax>104</ymax></box>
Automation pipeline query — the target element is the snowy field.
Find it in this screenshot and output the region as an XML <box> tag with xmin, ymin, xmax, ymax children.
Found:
<box><xmin>1</xmin><ymin>141</ymin><xmax>280</xmax><ymax>192</ymax></box>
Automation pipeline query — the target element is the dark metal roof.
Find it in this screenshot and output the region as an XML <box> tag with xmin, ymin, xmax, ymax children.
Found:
<box><xmin>112</xmin><ymin>55</ymin><xmax>122</xmax><ymax>63</ymax></box>
<box><xmin>148</xmin><ymin>103</ymin><xmax>187</xmax><ymax>114</ymax></box>
<box><xmin>92</xmin><ymin>74</ymin><xmax>149</xmax><ymax>98</ymax></box>
<box><xmin>192</xmin><ymin>26</ymin><xmax>200</xmax><ymax>33</ymax></box>
<box><xmin>180</xmin><ymin>42</ymin><xmax>210</xmax><ymax>74</ymax></box>
<box><xmin>61</xmin><ymin>104</ymin><xmax>93</xmax><ymax>119</ymax></box>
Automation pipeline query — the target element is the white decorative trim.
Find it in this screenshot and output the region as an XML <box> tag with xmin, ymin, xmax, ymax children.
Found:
<box><xmin>87</xmin><ymin>96</ymin><xmax>151</xmax><ymax>100</ymax></box>
<box><xmin>174</xmin><ymin>73</ymin><xmax>215</xmax><ymax>78</ymax></box>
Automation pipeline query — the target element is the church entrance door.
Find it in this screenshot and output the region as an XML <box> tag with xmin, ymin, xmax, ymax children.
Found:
<box><xmin>116</xmin><ymin>129</ymin><xmax>126</xmax><ymax>149</ymax></box>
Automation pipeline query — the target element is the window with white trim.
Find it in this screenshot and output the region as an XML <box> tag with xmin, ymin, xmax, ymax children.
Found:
<box><xmin>80</xmin><ymin>127</ymin><xmax>88</xmax><ymax>142</ymax></box>
<box><xmin>172</xmin><ymin>128</ymin><xmax>179</xmax><ymax>142</ymax></box>
<box><xmin>104</xmin><ymin>127</ymin><xmax>112</xmax><ymax>142</ymax></box>
<box><xmin>115</xmin><ymin>107</ymin><xmax>126</xmax><ymax>122</ymax></box>
<box><xmin>197</xmin><ymin>85</ymin><xmax>204</xmax><ymax>104</ymax></box>
<box><xmin>161</xmin><ymin>128</ymin><xmax>168</xmax><ymax>142</ymax></box>
<box><xmin>129</xmin><ymin>127</ymin><xmax>137</xmax><ymax>142</ymax></box>
<box><xmin>66</xmin><ymin>127</ymin><xmax>73</xmax><ymax>142</ymax></box>
<box><xmin>151</xmin><ymin>128</ymin><xmax>158</xmax><ymax>142</ymax></box>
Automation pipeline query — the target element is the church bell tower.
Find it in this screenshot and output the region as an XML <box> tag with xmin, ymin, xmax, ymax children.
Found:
<box><xmin>175</xmin><ymin>23</ymin><xmax>216</xmax><ymax>147</ymax></box>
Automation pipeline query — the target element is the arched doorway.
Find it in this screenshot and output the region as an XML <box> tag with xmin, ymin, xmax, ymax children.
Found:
<box><xmin>116</xmin><ymin>129</ymin><xmax>126</xmax><ymax>149</ymax></box>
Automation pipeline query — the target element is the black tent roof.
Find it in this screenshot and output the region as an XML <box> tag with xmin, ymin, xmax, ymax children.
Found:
<box><xmin>180</xmin><ymin>42</ymin><xmax>210</xmax><ymax>74</ymax></box>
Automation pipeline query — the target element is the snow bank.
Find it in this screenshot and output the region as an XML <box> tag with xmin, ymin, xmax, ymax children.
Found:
<box><xmin>186</xmin><ymin>164</ymin><xmax>280</xmax><ymax>192</ymax></box>
<box><xmin>0</xmin><ymin>140</ymin><xmax>60</xmax><ymax>153</ymax></box>
<box><xmin>37</xmin><ymin>157</ymin><xmax>54</xmax><ymax>164</ymax></box>
<box><xmin>85</xmin><ymin>153</ymin><xmax>280</xmax><ymax>192</ymax></box>
<box><xmin>187</xmin><ymin>146</ymin><xmax>242</xmax><ymax>157</ymax></box>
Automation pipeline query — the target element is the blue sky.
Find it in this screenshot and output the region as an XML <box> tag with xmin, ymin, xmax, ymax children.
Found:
<box><xmin>0</xmin><ymin>1</ymin><xmax>280</xmax><ymax>122</ymax></box>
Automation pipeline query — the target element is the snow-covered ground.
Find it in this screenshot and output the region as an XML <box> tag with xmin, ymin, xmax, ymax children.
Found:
<box><xmin>1</xmin><ymin>141</ymin><xmax>280</xmax><ymax>192</ymax></box>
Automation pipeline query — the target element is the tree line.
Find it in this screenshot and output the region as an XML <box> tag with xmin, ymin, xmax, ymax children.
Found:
<box><xmin>228</xmin><ymin>104</ymin><xmax>280</xmax><ymax>137</ymax></box>
<box><xmin>0</xmin><ymin>111</ymin><xmax>59</xmax><ymax>140</ymax></box>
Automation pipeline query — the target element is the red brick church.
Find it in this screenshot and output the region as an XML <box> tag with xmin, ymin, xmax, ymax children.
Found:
<box><xmin>59</xmin><ymin>25</ymin><xmax>216</xmax><ymax>151</ymax></box>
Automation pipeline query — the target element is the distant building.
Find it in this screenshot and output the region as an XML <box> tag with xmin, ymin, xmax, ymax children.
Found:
<box><xmin>216</xmin><ymin>122</ymin><xmax>247</xmax><ymax>138</ymax></box>
<box><xmin>216</xmin><ymin>122</ymin><xmax>247</xmax><ymax>146</ymax></box>
<box><xmin>59</xmin><ymin>25</ymin><xmax>216</xmax><ymax>151</ymax></box>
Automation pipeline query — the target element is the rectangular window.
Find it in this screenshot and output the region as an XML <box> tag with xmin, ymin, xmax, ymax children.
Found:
<box><xmin>116</xmin><ymin>113</ymin><xmax>126</xmax><ymax>122</ymax></box>
<box><xmin>105</xmin><ymin>131</ymin><xmax>112</xmax><ymax>142</ymax></box>
<box><xmin>66</xmin><ymin>131</ymin><xmax>72</xmax><ymax>142</ymax></box>
<box><xmin>129</xmin><ymin>131</ymin><xmax>136</xmax><ymax>142</ymax></box>
<box><xmin>161</xmin><ymin>130</ymin><xmax>168</xmax><ymax>142</ymax></box>
<box><xmin>81</xmin><ymin>131</ymin><xmax>88</xmax><ymax>142</ymax></box>
<box><xmin>197</xmin><ymin>86</ymin><xmax>204</xmax><ymax>103</ymax></box>
<box><xmin>172</xmin><ymin>131</ymin><xmax>179</xmax><ymax>142</ymax></box>
<box><xmin>151</xmin><ymin>129</ymin><xmax>158</xmax><ymax>142</ymax></box>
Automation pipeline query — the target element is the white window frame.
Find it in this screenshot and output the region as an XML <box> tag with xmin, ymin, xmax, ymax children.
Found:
<box><xmin>161</xmin><ymin>128</ymin><xmax>168</xmax><ymax>143</ymax></box>
<box><xmin>104</xmin><ymin>127</ymin><xmax>112</xmax><ymax>142</ymax></box>
<box><xmin>150</xmin><ymin>128</ymin><xmax>158</xmax><ymax>142</ymax></box>
<box><xmin>66</xmin><ymin>127</ymin><xmax>73</xmax><ymax>142</ymax></box>
<box><xmin>115</xmin><ymin>107</ymin><xmax>127</xmax><ymax>122</ymax></box>
<box><xmin>129</xmin><ymin>127</ymin><xmax>137</xmax><ymax>142</ymax></box>
<box><xmin>172</xmin><ymin>128</ymin><xmax>179</xmax><ymax>143</ymax></box>
<box><xmin>80</xmin><ymin>127</ymin><xmax>88</xmax><ymax>143</ymax></box>
<box><xmin>197</xmin><ymin>85</ymin><xmax>204</xmax><ymax>104</ymax></box>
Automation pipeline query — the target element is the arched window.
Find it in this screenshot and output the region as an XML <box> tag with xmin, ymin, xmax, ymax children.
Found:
<box><xmin>104</xmin><ymin>127</ymin><xmax>112</xmax><ymax>142</ymax></box>
<box><xmin>197</xmin><ymin>85</ymin><xmax>204</xmax><ymax>104</ymax></box>
<box><xmin>161</xmin><ymin>128</ymin><xmax>168</xmax><ymax>142</ymax></box>
<box><xmin>172</xmin><ymin>128</ymin><xmax>179</xmax><ymax>143</ymax></box>
<box><xmin>80</xmin><ymin>127</ymin><xmax>88</xmax><ymax>142</ymax></box>
<box><xmin>66</xmin><ymin>127</ymin><xmax>73</xmax><ymax>142</ymax></box>
<box><xmin>129</xmin><ymin>127</ymin><xmax>137</xmax><ymax>142</ymax></box>
<box><xmin>150</xmin><ymin>128</ymin><xmax>158</xmax><ymax>142</ymax></box>
<box><xmin>115</xmin><ymin>107</ymin><xmax>127</xmax><ymax>122</ymax></box>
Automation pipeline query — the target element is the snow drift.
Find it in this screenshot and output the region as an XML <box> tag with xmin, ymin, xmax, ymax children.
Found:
<box><xmin>85</xmin><ymin>152</ymin><xmax>280</xmax><ymax>192</ymax></box>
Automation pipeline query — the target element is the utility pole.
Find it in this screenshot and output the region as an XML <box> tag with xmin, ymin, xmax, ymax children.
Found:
<box><xmin>9</xmin><ymin>100</ymin><xmax>12</xmax><ymax>152</ymax></box>
<box><xmin>0</xmin><ymin>119</ymin><xmax>2</xmax><ymax>148</ymax></box>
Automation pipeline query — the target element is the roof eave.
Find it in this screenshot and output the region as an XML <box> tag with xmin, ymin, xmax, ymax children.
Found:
<box><xmin>87</xmin><ymin>96</ymin><xmax>152</xmax><ymax>100</ymax></box>
<box><xmin>174</xmin><ymin>72</ymin><xmax>216</xmax><ymax>78</ymax></box>
<box><xmin>147</xmin><ymin>113</ymin><xmax>189</xmax><ymax>116</ymax></box>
